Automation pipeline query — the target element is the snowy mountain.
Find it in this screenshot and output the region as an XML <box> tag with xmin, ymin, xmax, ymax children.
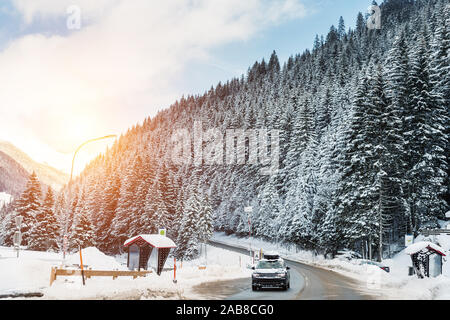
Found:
<box><xmin>0</xmin><ymin>150</ymin><xmax>29</xmax><ymax>198</ymax></box>
<box><xmin>0</xmin><ymin>141</ymin><xmax>68</xmax><ymax>191</ymax></box>
<box><xmin>1</xmin><ymin>0</ymin><xmax>448</xmax><ymax>260</ymax></box>
<box><xmin>51</xmin><ymin>0</ymin><xmax>449</xmax><ymax>258</ymax></box>
<box><xmin>0</xmin><ymin>192</ymin><xmax>12</xmax><ymax>209</ymax></box>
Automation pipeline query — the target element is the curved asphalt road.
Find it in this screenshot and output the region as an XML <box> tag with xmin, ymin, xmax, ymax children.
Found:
<box><xmin>209</xmin><ymin>240</ymin><xmax>376</xmax><ymax>300</ymax></box>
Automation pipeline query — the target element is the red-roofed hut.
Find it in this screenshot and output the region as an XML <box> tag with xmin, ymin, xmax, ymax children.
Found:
<box><xmin>124</xmin><ymin>234</ymin><xmax>176</xmax><ymax>275</ymax></box>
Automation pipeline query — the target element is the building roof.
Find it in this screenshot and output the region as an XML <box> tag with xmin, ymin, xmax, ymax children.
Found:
<box><xmin>124</xmin><ymin>234</ymin><xmax>176</xmax><ymax>249</ymax></box>
<box><xmin>405</xmin><ymin>241</ymin><xmax>446</xmax><ymax>256</ymax></box>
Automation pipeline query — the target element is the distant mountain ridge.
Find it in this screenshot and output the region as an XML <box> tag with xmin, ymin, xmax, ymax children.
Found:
<box><xmin>0</xmin><ymin>141</ymin><xmax>68</xmax><ymax>192</ymax></box>
<box><xmin>0</xmin><ymin>150</ymin><xmax>29</xmax><ymax>198</ymax></box>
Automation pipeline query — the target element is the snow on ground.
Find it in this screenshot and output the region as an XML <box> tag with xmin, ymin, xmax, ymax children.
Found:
<box><xmin>0</xmin><ymin>245</ymin><xmax>252</xmax><ymax>300</ymax></box>
<box><xmin>0</xmin><ymin>246</ymin><xmax>60</xmax><ymax>296</ymax></box>
<box><xmin>0</xmin><ymin>192</ymin><xmax>12</xmax><ymax>209</ymax></box>
<box><xmin>212</xmin><ymin>226</ymin><xmax>450</xmax><ymax>300</ymax></box>
<box><xmin>66</xmin><ymin>247</ymin><xmax>125</xmax><ymax>270</ymax></box>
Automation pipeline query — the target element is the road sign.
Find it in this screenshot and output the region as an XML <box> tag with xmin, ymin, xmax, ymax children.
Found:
<box><xmin>159</xmin><ymin>228</ymin><xmax>166</xmax><ymax>236</ymax></box>
<box><xmin>63</xmin><ymin>235</ymin><xmax>68</xmax><ymax>249</ymax></box>
<box><xmin>63</xmin><ymin>235</ymin><xmax>68</xmax><ymax>260</ymax></box>
<box><xmin>15</xmin><ymin>216</ymin><xmax>23</xmax><ymax>228</ymax></box>
<box><xmin>13</xmin><ymin>231</ymin><xmax>22</xmax><ymax>246</ymax></box>
<box><xmin>405</xmin><ymin>235</ymin><xmax>414</xmax><ymax>247</ymax></box>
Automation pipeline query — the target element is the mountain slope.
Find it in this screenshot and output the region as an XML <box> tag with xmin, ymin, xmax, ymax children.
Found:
<box><xmin>56</xmin><ymin>0</ymin><xmax>449</xmax><ymax>257</ymax></box>
<box><xmin>0</xmin><ymin>141</ymin><xmax>68</xmax><ymax>191</ymax></box>
<box><xmin>4</xmin><ymin>0</ymin><xmax>448</xmax><ymax>257</ymax></box>
<box><xmin>0</xmin><ymin>151</ymin><xmax>29</xmax><ymax>198</ymax></box>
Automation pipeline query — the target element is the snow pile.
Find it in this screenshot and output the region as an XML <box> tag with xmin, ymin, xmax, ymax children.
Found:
<box><xmin>45</xmin><ymin>245</ymin><xmax>251</xmax><ymax>300</ymax></box>
<box><xmin>66</xmin><ymin>247</ymin><xmax>125</xmax><ymax>270</ymax></box>
<box><xmin>0</xmin><ymin>245</ymin><xmax>251</xmax><ymax>299</ymax></box>
<box><xmin>0</xmin><ymin>257</ymin><xmax>53</xmax><ymax>295</ymax></box>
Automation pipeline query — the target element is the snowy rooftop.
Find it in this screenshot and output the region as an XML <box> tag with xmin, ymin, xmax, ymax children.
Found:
<box><xmin>405</xmin><ymin>241</ymin><xmax>446</xmax><ymax>256</ymax></box>
<box><xmin>124</xmin><ymin>234</ymin><xmax>176</xmax><ymax>248</ymax></box>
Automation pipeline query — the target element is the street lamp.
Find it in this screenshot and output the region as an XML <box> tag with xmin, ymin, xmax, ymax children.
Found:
<box><xmin>244</xmin><ymin>206</ymin><xmax>253</xmax><ymax>264</ymax></box>
<box><xmin>70</xmin><ymin>135</ymin><xmax>117</xmax><ymax>181</ymax></box>
<box><xmin>63</xmin><ymin>134</ymin><xmax>117</xmax><ymax>259</ymax></box>
<box><xmin>13</xmin><ymin>215</ymin><xmax>23</xmax><ymax>258</ymax></box>
<box><xmin>63</xmin><ymin>134</ymin><xmax>117</xmax><ymax>286</ymax></box>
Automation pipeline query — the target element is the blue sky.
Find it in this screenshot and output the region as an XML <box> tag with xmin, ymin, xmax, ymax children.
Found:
<box><xmin>0</xmin><ymin>0</ymin><xmax>376</xmax><ymax>173</ymax></box>
<box><xmin>175</xmin><ymin>0</ymin><xmax>372</xmax><ymax>95</ymax></box>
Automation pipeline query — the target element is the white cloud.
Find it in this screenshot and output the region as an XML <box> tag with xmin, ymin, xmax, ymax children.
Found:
<box><xmin>1</xmin><ymin>0</ymin><xmax>307</xmax><ymax>172</ymax></box>
<box><xmin>12</xmin><ymin>0</ymin><xmax>115</xmax><ymax>24</ymax></box>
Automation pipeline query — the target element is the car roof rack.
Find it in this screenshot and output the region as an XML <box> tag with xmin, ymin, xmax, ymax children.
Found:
<box><xmin>263</xmin><ymin>251</ymin><xmax>280</xmax><ymax>260</ymax></box>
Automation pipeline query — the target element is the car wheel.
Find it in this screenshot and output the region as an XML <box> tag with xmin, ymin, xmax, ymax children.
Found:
<box><xmin>252</xmin><ymin>285</ymin><xmax>258</xmax><ymax>291</ymax></box>
<box><xmin>287</xmin><ymin>281</ymin><xmax>290</xmax><ymax>289</ymax></box>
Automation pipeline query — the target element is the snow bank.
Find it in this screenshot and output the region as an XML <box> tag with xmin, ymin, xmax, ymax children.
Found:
<box><xmin>212</xmin><ymin>230</ymin><xmax>450</xmax><ymax>300</ymax></box>
<box><xmin>67</xmin><ymin>247</ymin><xmax>125</xmax><ymax>270</ymax></box>
<box><xmin>0</xmin><ymin>257</ymin><xmax>53</xmax><ymax>295</ymax></box>
<box><xmin>45</xmin><ymin>245</ymin><xmax>251</xmax><ymax>300</ymax></box>
<box><xmin>0</xmin><ymin>245</ymin><xmax>252</xmax><ymax>299</ymax></box>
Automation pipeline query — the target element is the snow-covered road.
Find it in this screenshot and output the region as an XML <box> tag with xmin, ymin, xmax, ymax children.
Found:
<box><xmin>208</xmin><ymin>240</ymin><xmax>377</xmax><ymax>300</ymax></box>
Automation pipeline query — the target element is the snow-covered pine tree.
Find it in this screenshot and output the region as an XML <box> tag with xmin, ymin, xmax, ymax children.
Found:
<box><xmin>28</xmin><ymin>187</ymin><xmax>59</xmax><ymax>251</ymax></box>
<box><xmin>58</xmin><ymin>0</ymin><xmax>449</xmax><ymax>257</ymax></box>
<box><xmin>405</xmin><ymin>28</ymin><xmax>445</xmax><ymax>230</ymax></box>
<box><xmin>175</xmin><ymin>182</ymin><xmax>202</xmax><ymax>260</ymax></box>
<box><xmin>198</xmin><ymin>192</ymin><xmax>214</xmax><ymax>244</ymax></box>
<box><xmin>70</xmin><ymin>190</ymin><xmax>96</xmax><ymax>250</ymax></box>
<box><xmin>96</xmin><ymin>163</ymin><xmax>121</xmax><ymax>253</ymax></box>
<box><xmin>13</xmin><ymin>171</ymin><xmax>42</xmax><ymax>246</ymax></box>
<box><xmin>111</xmin><ymin>155</ymin><xmax>144</xmax><ymax>247</ymax></box>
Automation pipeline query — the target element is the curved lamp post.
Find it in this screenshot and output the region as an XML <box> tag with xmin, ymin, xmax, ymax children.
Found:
<box><xmin>63</xmin><ymin>135</ymin><xmax>117</xmax><ymax>269</ymax></box>
<box><xmin>70</xmin><ymin>135</ymin><xmax>117</xmax><ymax>182</ymax></box>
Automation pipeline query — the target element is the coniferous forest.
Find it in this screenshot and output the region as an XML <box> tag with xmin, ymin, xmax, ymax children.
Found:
<box><xmin>1</xmin><ymin>0</ymin><xmax>449</xmax><ymax>261</ymax></box>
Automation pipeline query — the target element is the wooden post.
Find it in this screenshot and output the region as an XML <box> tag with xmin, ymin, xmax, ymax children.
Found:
<box><xmin>49</xmin><ymin>267</ymin><xmax>57</xmax><ymax>286</ymax></box>
<box><xmin>79</xmin><ymin>246</ymin><xmax>85</xmax><ymax>285</ymax></box>
<box><xmin>173</xmin><ymin>257</ymin><xmax>177</xmax><ymax>283</ymax></box>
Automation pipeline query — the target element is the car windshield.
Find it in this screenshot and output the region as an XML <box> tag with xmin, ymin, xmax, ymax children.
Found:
<box><xmin>256</xmin><ymin>260</ymin><xmax>284</xmax><ymax>269</ymax></box>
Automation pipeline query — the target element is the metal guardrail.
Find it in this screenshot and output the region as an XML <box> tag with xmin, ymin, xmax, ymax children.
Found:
<box><xmin>422</xmin><ymin>229</ymin><xmax>450</xmax><ymax>236</ymax></box>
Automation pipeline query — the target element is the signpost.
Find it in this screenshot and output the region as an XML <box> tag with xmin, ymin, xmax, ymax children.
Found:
<box><xmin>173</xmin><ymin>257</ymin><xmax>177</xmax><ymax>283</ymax></box>
<box><xmin>244</xmin><ymin>206</ymin><xmax>253</xmax><ymax>264</ymax></box>
<box><xmin>14</xmin><ymin>215</ymin><xmax>23</xmax><ymax>258</ymax></box>
<box><xmin>63</xmin><ymin>235</ymin><xmax>68</xmax><ymax>261</ymax></box>
<box><xmin>79</xmin><ymin>245</ymin><xmax>85</xmax><ymax>286</ymax></box>
<box><xmin>405</xmin><ymin>235</ymin><xmax>414</xmax><ymax>247</ymax></box>
<box><xmin>158</xmin><ymin>228</ymin><xmax>167</xmax><ymax>237</ymax></box>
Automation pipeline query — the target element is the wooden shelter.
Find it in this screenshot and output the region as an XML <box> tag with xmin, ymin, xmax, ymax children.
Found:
<box><xmin>405</xmin><ymin>241</ymin><xmax>446</xmax><ymax>278</ymax></box>
<box><xmin>124</xmin><ymin>234</ymin><xmax>176</xmax><ymax>275</ymax></box>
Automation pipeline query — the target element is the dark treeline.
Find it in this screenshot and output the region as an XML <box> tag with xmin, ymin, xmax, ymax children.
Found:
<box><xmin>1</xmin><ymin>0</ymin><xmax>448</xmax><ymax>261</ymax></box>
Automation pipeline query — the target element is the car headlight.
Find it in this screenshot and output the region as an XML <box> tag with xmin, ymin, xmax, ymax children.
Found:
<box><xmin>253</xmin><ymin>273</ymin><xmax>262</xmax><ymax>278</ymax></box>
<box><xmin>276</xmin><ymin>272</ymin><xmax>287</xmax><ymax>278</ymax></box>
